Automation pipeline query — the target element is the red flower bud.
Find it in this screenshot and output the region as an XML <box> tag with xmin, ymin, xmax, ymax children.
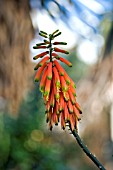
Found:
<box><xmin>33</xmin><ymin>51</ymin><xmax>49</xmax><ymax>60</ymax></box>
<box><xmin>53</xmin><ymin>42</ymin><xmax>67</xmax><ymax>45</ymax></box>
<box><xmin>54</xmin><ymin>47</ymin><xmax>69</xmax><ymax>54</ymax></box>
<box><xmin>33</xmin><ymin>45</ymin><xmax>47</xmax><ymax>49</ymax></box>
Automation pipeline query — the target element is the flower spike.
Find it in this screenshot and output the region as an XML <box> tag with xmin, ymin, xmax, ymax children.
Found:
<box><xmin>33</xmin><ymin>30</ymin><xmax>82</xmax><ymax>131</ymax></box>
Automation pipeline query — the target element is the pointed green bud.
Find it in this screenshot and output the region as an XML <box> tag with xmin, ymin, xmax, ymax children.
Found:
<box><xmin>39</xmin><ymin>32</ymin><xmax>48</xmax><ymax>38</ymax></box>
<box><xmin>40</xmin><ymin>30</ymin><xmax>48</xmax><ymax>35</ymax></box>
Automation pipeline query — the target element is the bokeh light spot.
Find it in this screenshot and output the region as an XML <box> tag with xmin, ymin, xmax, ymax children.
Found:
<box><xmin>31</xmin><ymin>129</ymin><xmax>44</xmax><ymax>142</ymax></box>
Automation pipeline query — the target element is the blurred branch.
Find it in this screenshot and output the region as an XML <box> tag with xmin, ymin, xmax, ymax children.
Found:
<box><xmin>71</xmin><ymin>129</ymin><xmax>106</xmax><ymax>170</ymax></box>
<box><xmin>103</xmin><ymin>22</ymin><xmax>113</xmax><ymax>59</ymax></box>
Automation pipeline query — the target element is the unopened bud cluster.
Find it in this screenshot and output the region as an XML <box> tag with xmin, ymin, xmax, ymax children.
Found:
<box><xmin>33</xmin><ymin>30</ymin><xmax>82</xmax><ymax>131</ymax></box>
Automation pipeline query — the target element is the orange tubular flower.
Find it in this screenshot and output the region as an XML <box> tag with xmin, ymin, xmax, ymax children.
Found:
<box><xmin>64</xmin><ymin>102</ymin><xmax>70</xmax><ymax>121</ymax></box>
<box><xmin>70</xmin><ymin>114</ymin><xmax>77</xmax><ymax>131</ymax></box>
<box><xmin>59</xmin><ymin>57</ymin><xmax>72</xmax><ymax>67</ymax></box>
<box><xmin>50</xmin><ymin>88</ymin><xmax>55</xmax><ymax>107</ymax></box>
<box><xmin>73</xmin><ymin>105</ymin><xmax>81</xmax><ymax>120</ymax></box>
<box><xmin>44</xmin><ymin>78</ymin><xmax>51</xmax><ymax>101</ymax></box>
<box><xmin>47</xmin><ymin>62</ymin><xmax>52</xmax><ymax>80</ymax></box>
<box><xmin>52</xmin><ymin>111</ymin><xmax>58</xmax><ymax>125</ymax></box>
<box><xmin>55</xmin><ymin>101</ymin><xmax>60</xmax><ymax>114</ymax></box>
<box><xmin>68</xmin><ymin>100</ymin><xmax>73</xmax><ymax>113</ymax></box>
<box><xmin>53</xmin><ymin>76</ymin><xmax>60</xmax><ymax>101</ymax></box>
<box><xmin>34</xmin><ymin>63</ymin><xmax>47</xmax><ymax>82</ymax></box>
<box><xmin>45</xmin><ymin>100</ymin><xmax>51</xmax><ymax>113</ymax></box>
<box><xmin>68</xmin><ymin>89</ymin><xmax>76</xmax><ymax>104</ymax></box>
<box><xmin>40</xmin><ymin>67</ymin><xmax>48</xmax><ymax>93</ymax></box>
<box><xmin>69</xmin><ymin>85</ymin><xmax>76</xmax><ymax>96</ymax></box>
<box><xmin>53</xmin><ymin>66</ymin><xmax>60</xmax><ymax>89</ymax></box>
<box><xmin>61</xmin><ymin>112</ymin><xmax>66</xmax><ymax>130</ymax></box>
<box><xmin>33</xmin><ymin>30</ymin><xmax>82</xmax><ymax>131</ymax></box>
<box><xmin>34</xmin><ymin>56</ymin><xmax>49</xmax><ymax>70</ymax></box>
<box><xmin>59</xmin><ymin>92</ymin><xmax>64</xmax><ymax>111</ymax></box>
<box><xmin>60</xmin><ymin>76</ymin><xmax>68</xmax><ymax>92</ymax></box>
<box><xmin>75</xmin><ymin>102</ymin><xmax>82</xmax><ymax>114</ymax></box>
<box><xmin>53</xmin><ymin>60</ymin><xmax>65</xmax><ymax>76</ymax></box>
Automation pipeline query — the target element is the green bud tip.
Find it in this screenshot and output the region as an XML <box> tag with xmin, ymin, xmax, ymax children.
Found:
<box><xmin>34</xmin><ymin>67</ymin><xmax>38</xmax><ymax>70</ymax></box>
<box><xmin>33</xmin><ymin>46</ymin><xmax>38</xmax><ymax>49</ymax></box>
<box><xmin>39</xmin><ymin>32</ymin><xmax>48</xmax><ymax>38</ymax></box>
<box><xmin>35</xmin><ymin>78</ymin><xmax>39</xmax><ymax>82</ymax></box>
<box><xmin>47</xmin><ymin>76</ymin><xmax>52</xmax><ymax>80</ymax></box>
<box><xmin>40</xmin><ymin>30</ymin><xmax>48</xmax><ymax>35</ymax></box>
<box><xmin>69</xmin><ymin>63</ymin><xmax>72</xmax><ymax>67</ymax></box>
<box><xmin>52</xmin><ymin>29</ymin><xmax>59</xmax><ymax>35</ymax></box>
<box><xmin>65</xmin><ymin>51</ymin><xmax>69</xmax><ymax>54</ymax></box>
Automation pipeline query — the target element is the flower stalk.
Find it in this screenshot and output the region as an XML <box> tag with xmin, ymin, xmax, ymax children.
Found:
<box><xmin>71</xmin><ymin>128</ymin><xmax>106</xmax><ymax>170</ymax></box>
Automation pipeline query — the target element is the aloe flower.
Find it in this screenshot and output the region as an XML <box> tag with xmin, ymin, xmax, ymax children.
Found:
<box><xmin>33</xmin><ymin>30</ymin><xmax>82</xmax><ymax>131</ymax></box>
<box><xmin>33</xmin><ymin>30</ymin><xmax>106</xmax><ymax>170</ymax></box>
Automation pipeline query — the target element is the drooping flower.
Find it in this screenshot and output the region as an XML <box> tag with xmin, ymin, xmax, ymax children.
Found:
<box><xmin>33</xmin><ymin>30</ymin><xmax>82</xmax><ymax>131</ymax></box>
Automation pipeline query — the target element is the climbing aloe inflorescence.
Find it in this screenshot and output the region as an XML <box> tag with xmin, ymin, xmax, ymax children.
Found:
<box><xmin>33</xmin><ymin>30</ymin><xmax>82</xmax><ymax>131</ymax></box>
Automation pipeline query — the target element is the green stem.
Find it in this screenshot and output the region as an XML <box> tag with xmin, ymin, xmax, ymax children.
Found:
<box><xmin>71</xmin><ymin>129</ymin><xmax>106</xmax><ymax>170</ymax></box>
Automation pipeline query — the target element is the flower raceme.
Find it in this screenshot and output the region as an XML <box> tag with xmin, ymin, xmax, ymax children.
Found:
<box><xmin>33</xmin><ymin>30</ymin><xmax>82</xmax><ymax>131</ymax></box>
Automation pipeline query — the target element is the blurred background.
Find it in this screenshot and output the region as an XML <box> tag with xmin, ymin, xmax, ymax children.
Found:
<box><xmin>0</xmin><ymin>0</ymin><xmax>113</xmax><ymax>169</ymax></box>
